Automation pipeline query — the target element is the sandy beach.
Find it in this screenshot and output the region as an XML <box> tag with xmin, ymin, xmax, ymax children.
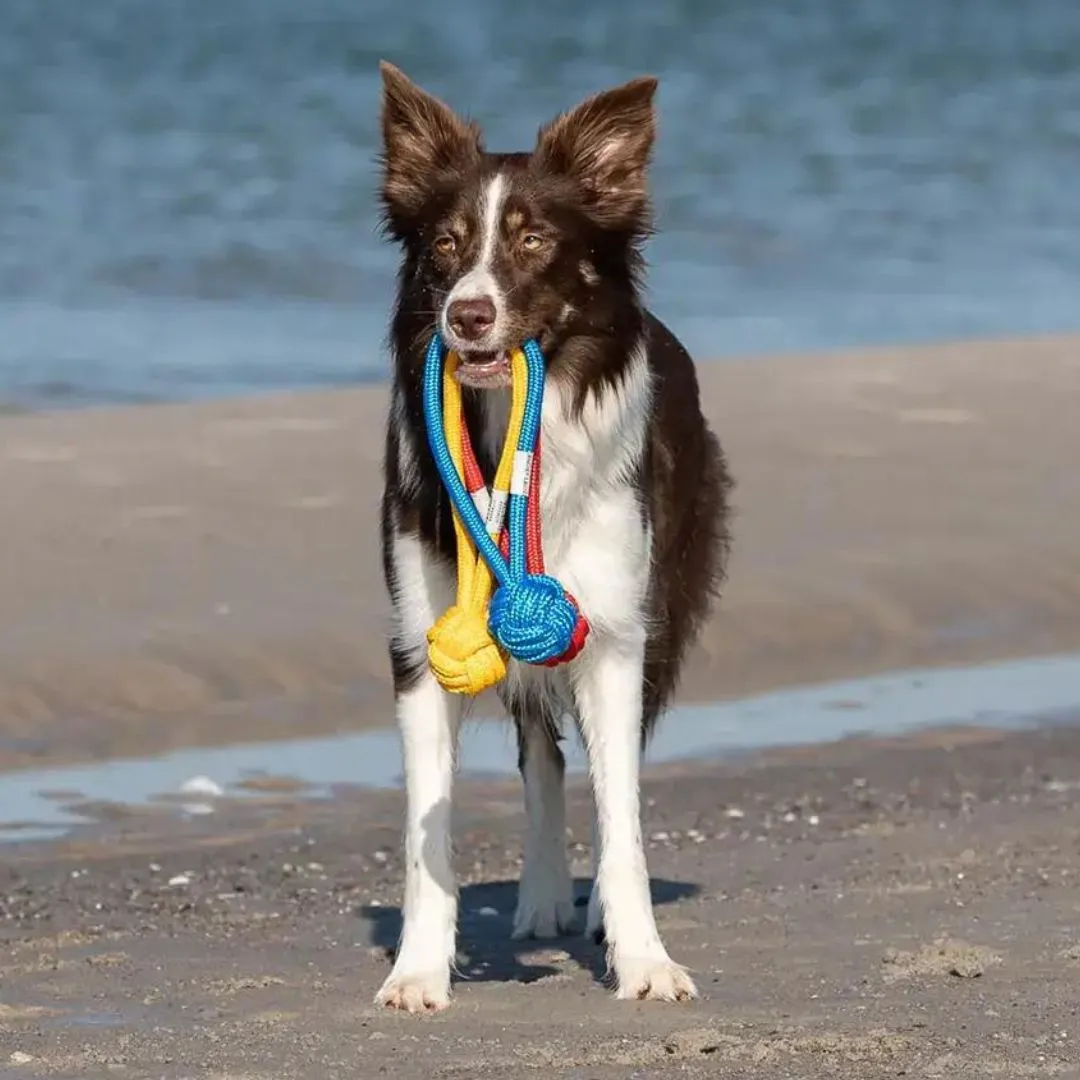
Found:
<box><xmin>3</xmin><ymin>335</ymin><xmax>1080</xmax><ymax>1078</ymax></box>
<box><xmin>3</xmin><ymin>720</ymin><xmax>1080</xmax><ymax>1078</ymax></box>
<box><xmin>2</xmin><ymin>334</ymin><xmax>1080</xmax><ymax>770</ymax></box>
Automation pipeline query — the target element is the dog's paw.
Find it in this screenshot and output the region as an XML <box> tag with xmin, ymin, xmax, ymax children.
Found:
<box><xmin>512</xmin><ymin>879</ymin><xmax>577</xmax><ymax>940</ymax></box>
<box><xmin>613</xmin><ymin>957</ymin><xmax>698</xmax><ymax>1003</ymax></box>
<box><xmin>374</xmin><ymin>970</ymin><xmax>451</xmax><ymax>1014</ymax></box>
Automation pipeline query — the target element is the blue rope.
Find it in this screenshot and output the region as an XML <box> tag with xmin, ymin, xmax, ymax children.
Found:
<box><xmin>423</xmin><ymin>333</ymin><xmax>584</xmax><ymax>666</ymax></box>
<box><xmin>422</xmin><ymin>333</ymin><xmax>508</xmax><ymax>588</ymax></box>
<box><xmin>488</xmin><ymin>337</ymin><xmax>580</xmax><ymax>664</ymax></box>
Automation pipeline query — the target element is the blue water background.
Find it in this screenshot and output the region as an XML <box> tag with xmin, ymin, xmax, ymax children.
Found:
<box><xmin>1</xmin><ymin>0</ymin><xmax>1078</xmax><ymax>407</ymax></box>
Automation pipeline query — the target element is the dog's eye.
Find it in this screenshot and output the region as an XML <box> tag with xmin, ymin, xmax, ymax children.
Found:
<box><xmin>521</xmin><ymin>233</ymin><xmax>545</xmax><ymax>252</ymax></box>
<box><xmin>434</xmin><ymin>235</ymin><xmax>457</xmax><ymax>256</ymax></box>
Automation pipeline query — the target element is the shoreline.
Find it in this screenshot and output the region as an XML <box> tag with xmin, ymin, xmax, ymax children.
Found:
<box><xmin>1</xmin><ymin>333</ymin><xmax>1079</xmax><ymax>772</ymax></box>
<box><xmin>2</xmin><ymin>650</ymin><xmax>1079</xmax><ymax>851</ymax></box>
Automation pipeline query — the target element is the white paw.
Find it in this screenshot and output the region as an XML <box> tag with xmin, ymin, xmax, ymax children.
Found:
<box><xmin>374</xmin><ymin>969</ymin><xmax>451</xmax><ymax>1013</ymax></box>
<box><xmin>613</xmin><ymin>956</ymin><xmax>698</xmax><ymax>1002</ymax></box>
<box><xmin>512</xmin><ymin>876</ymin><xmax>577</xmax><ymax>939</ymax></box>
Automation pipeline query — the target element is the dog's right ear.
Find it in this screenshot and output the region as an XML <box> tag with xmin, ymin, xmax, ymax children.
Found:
<box><xmin>379</xmin><ymin>62</ymin><xmax>482</xmax><ymax>225</ymax></box>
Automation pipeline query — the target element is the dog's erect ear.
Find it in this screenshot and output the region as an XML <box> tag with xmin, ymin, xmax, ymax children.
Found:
<box><xmin>534</xmin><ymin>76</ymin><xmax>658</xmax><ymax>230</ymax></box>
<box><xmin>379</xmin><ymin>61</ymin><xmax>482</xmax><ymax>221</ymax></box>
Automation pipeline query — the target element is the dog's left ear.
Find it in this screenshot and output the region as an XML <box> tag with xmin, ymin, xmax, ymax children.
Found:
<box><xmin>535</xmin><ymin>76</ymin><xmax>658</xmax><ymax>231</ymax></box>
<box><xmin>379</xmin><ymin>62</ymin><xmax>482</xmax><ymax>225</ymax></box>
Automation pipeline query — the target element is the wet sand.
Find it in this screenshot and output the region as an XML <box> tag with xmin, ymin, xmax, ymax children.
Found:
<box><xmin>3</xmin><ymin>721</ymin><xmax>1080</xmax><ymax>1078</ymax></box>
<box><xmin>1</xmin><ymin>334</ymin><xmax>1080</xmax><ymax>770</ymax></box>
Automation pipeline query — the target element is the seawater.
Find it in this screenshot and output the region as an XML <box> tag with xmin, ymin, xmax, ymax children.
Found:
<box><xmin>1</xmin><ymin>0</ymin><xmax>1079</xmax><ymax>407</ymax></box>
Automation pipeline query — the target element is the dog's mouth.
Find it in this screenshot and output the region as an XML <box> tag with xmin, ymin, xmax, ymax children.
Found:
<box><xmin>454</xmin><ymin>351</ymin><xmax>511</xmax><ymax>389</ymax></box>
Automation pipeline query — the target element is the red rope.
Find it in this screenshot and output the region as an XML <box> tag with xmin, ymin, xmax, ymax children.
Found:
<box><xmin>459</xmin><ymin>422</ymin><xmax>486</xmax><ymax>495</ymax></box>
<box><xmin>461</xmin><ymin>421</ymin><xmax>545</xmax><ymax>574</ymax></box>
<box><xmin>459</xmin><ymin>418</ymin><xmax>589</xmax><ymax>666</ymax></box>
<box><xmin>525</xmin><ymin>436</ymin><xmax>544</xmax><ymax>574</ymax></box>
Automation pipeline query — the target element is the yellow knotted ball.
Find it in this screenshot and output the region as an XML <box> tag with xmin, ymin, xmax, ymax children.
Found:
<box><xmin>426</xmin><ymin>606</ymin><xmax>508</xmax><ymax>695</ymax></box>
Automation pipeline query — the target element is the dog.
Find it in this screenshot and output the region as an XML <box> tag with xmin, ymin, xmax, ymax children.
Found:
<box><xmin>375</xmin><ymin>61</ymin><xmax>732</xmax><ymax>1012</ymax></box>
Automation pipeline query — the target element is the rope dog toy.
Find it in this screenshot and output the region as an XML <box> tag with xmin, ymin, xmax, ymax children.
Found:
<box><xmin>422</xmin><ymin>333</ymin><xmax>590</xmax><ymax>695</ymax></box>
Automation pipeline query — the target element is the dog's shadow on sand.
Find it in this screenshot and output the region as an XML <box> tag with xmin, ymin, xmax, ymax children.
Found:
<box><xmin>359</xmin><ymin>877</ymin><xmax>699</xmax><ymax>987</ymax></box>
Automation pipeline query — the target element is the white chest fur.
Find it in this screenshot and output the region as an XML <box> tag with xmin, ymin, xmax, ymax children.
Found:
<box><xmin>479</xmin><ymin>342</ymin><xmax>655</xmax><ymax>708</ymax></box>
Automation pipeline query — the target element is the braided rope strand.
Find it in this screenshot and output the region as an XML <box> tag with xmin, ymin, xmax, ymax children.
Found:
<box><xmin>422</xmin><ymin>345</ymin><xmax>526</xmax><ymax>694</ymax></box>
<box><xmin>422</xmin><ymin>334</ymin><xmax>590</xmax><ymax>692</ymax></box>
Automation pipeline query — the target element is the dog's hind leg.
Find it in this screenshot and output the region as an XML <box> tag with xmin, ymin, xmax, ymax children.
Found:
<box><xmin>510</xmin><ymin>691</ymin><xmax>577</xmax><ymax>940</ymax></box>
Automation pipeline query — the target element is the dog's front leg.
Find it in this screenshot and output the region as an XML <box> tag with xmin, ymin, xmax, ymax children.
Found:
<box><xmin>375</xmin><ymin>530</ymin><xmax>462</xmax><ymax>1013</ymax></box>
<box><xmin>573</xmin><ymin>633</ymin><xmax>698</xmax><ymax>1002</ymax></box>
<box><xmin>375</xmin><ymin>670</ymin><xmax>461</xmax><ymax>1012</ymax></box>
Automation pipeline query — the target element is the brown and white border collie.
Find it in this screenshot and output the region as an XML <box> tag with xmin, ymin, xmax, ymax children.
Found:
<box><xmin>375</xmin><ymin>61</ymin><xmax>733</xmax><ymax>1012</ymax></box>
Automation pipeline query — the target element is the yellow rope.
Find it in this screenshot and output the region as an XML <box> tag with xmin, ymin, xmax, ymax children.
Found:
<box><xmin>426</xmin><ymin>349</ymin><xmax>528</xmax><ymax>694</ymax></box>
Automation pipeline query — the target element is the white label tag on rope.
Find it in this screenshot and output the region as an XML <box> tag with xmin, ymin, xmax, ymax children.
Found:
<box><xmin>510</xmin><ymin>451</ymin><xmax>533</xmax><ymax>497</ymax></box>
<box><xmin>486</xmin><ymin>490</ymin><xmax>508</xmax><ymax>535</ymax></box>
<box><xmin>471</xmin><ymin>487</ymin><xmax>491</xmax><ymax>520</ymax></box>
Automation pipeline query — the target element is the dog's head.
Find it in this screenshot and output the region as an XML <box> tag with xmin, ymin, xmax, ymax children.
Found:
<box><xmin>378</xmin><ymin>62</ymin><xmax>657</xmax><ymax>389</ymax></box>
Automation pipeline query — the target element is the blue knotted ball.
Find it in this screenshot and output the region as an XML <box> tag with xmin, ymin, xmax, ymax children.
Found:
<box><xmin>488</xmin><ymin>574</ymin><xmax>578</xmax><ymax>665</ymax></box>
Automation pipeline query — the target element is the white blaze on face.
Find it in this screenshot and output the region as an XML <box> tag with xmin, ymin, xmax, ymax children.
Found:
<box><xmin>440</xmin><ymin>171</ymin><xmax>508</xmax><ymax>348</ymax></box>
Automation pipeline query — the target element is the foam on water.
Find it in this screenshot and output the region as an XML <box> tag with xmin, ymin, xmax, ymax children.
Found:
<box><xmin>2</xmin><ymin>653</ymin><xmax>1078</xmax><ymax>845</ymax></box>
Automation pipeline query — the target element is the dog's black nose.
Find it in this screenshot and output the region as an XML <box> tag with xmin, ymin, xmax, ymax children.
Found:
<box><xmin>447</xmin><ymin>297</ymin><xmax>496</xmax><ymax>341</ymax></box>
